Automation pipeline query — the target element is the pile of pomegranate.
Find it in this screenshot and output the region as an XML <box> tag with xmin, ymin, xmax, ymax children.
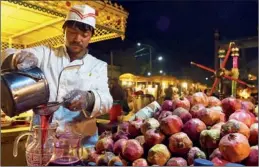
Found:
<box><xmin>86</xmin><ymin>92</ymin><xmax>258</xmax><ymax>166</ymax></box>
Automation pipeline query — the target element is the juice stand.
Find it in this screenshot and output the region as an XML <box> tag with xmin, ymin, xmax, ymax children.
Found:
<box><xmin>1</xmin><ymin>0</ymin><xmax>128</xmax><ymax>166</ymax></box>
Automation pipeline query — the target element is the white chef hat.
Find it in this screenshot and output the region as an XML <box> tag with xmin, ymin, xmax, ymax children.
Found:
<box><xmin>65</xmin><ymin>4</ymin><xmax>96</xmax><ymax>29</ymax></box>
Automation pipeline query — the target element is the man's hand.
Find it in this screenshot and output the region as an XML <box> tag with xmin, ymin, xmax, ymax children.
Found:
<box><xmin>63</xmin><ymin>90</ymin><xmax>95</xmax><ymax>112</ymax></box>
<box><xmin>13</xmin><ymin>50</ymin><xmax>38</xmax><ymax>70</ymax></box>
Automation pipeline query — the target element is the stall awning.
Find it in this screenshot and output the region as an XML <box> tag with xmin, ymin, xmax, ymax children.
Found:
<box><xmin>1</xmin><ymin>0</ymin><xmax>129</xmax><ymax>51</ymax></box>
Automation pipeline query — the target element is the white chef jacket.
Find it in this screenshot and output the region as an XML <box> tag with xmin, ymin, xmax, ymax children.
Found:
<box><xmin>3</xmin><ymin>45</ymin><xmax>113</xmax><ymax>147</ymax></box>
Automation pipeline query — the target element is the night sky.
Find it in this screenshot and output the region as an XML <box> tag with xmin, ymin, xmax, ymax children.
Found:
<box><xmin>90</xmin><ymin>0</ymin><xmax>258</xmax><ymax>75</ymax></box>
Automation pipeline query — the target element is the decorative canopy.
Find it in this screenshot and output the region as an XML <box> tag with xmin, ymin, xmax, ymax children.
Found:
<box><xmin>1</xmin><ymin>0</ymin><xmax>129</xmax><ymax>51</ymax></box>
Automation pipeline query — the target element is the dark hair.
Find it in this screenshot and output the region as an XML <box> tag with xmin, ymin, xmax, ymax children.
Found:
<box><xmin>62</xmin><ymin>20</ymin><xmax>95</xmax><ymax>35</ymax></box>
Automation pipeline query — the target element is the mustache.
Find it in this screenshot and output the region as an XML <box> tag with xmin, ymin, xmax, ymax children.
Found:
<box><xmin>70</xmin><ymin>42</ymin><xmax>83</xmax><ymax>48</ymax></box>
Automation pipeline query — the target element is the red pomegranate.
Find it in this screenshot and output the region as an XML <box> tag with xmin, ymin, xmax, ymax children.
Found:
<box><xmin>140</xmin><ymin>118</ymin><xmax>160</xmax><ymax>135</ymax></box>
<box><xmin>229</xmin><ymin>109</ymin><xmax>256</xmax><ymax>127</ymax></box>
<box><xmin>99</xmin><ymin>131</ymin><xmax>113</xmax><ymax>139</ymax></box>
<box><xmin>190</xmin><ymin>104</ymin><xmax>206</xmax><ymax>118</ymax></box>
<box><xmin>117</xmin><ymin>121</ymin><xmax>129</xmax><ymax>133</ymax></box>
<box><xmin>132</xmin><ymin>158</ymin><xmax>148</xmax><ymax>166</ymax></box>
<box><xmin>161</xmin><ymin>100</ymin><xmax>174</xmax><ymax>111</ymax></box>
<box><xmin>219</xmin><ymin>133</ymin><xmax>251</xmax><ymax>162</ymax></box>
<box><xmin>209</xmin><ymin>148</ymin><xmax>222</xmax><ymax>160</ymax></box>
<box><xmin>160</xmin><ymin>115</ymin><xmax>183</xmax><ymax>136</ymax></box>
<box><xmin>182</xmin><ymin>118</ymin><xmax>207</xmax><ymax>142</ymax></box>
<box><xmin>221</xmin><ymin>97</ymin><xmax>242</xmax><ymax>119</ymax></box>
<box><xmin>158</xmin><ymin>110</ymin><xmax>172</xmax><ymax>122</ymax></box>
<box><xmin>172</xmin><ymin>107</ymin><xmax>192</xmax><ymax>123</ymax></box>
<box><xmin>87</xmin><ymin>148</ymin><xmax>100</xmax><ymax>163</ymax></box>
<box><xmin>220</xmin><ymin>119</ymin><xmax>250</xmax><ymax>138</ymax></box>
<box><xmin>196</xmin><ymin>106</ymin><xmax>222</xmax><ymax>126</ymax></box>
<box><xmin>249</xmin><ymin>123</ymin><xmax>258</xmax><ymax>146</ymax></box>
<box><xmin>95</xmin><ymin>136</ymin><xmax>114</xmax><ymax>154</ymax></box>
<box><xmin>96</xmin><ymin>152</ymin><xmax>115</xmax><ymax>166</ymax></box>
<box><xmin>147</xmin><ymin>144</ymin><xmax>171</xmax><ymax>166</ymax></box>
<box><xmin>166</xmin><ymin>157</ymin><xmax>187</xmax><ymax>166</ymax></box>
<box><xmin>113</xmin><ymin>130</ymin><xmax>130</xmax><ymax>141</ymax></box>
<box><xmin>128</xmin><ymin>118</ymin><xmax>143</xmax><ymax>137</ymax></box>
<box><xmin>153</xmin><ymin>110</ymin><xmax>162</xmax><ymax>119</ymax></box>
<box><xmin>113</xmin><ymin>139</ymin><xmax>127</xmax><ymax>155</ymax></box>
<box><xmin>144</xmin><ymin>129</ymin><xmax>165</xmax><ymax>147</ymax></box>
<box><xmin>135</xmin><ymin>135</ymin><xmax>145</xmax><ymax>146</ymax></box>
<box><xmin>200</xmin><ymin>129</ymin><xmax>221</xmax><ymax>155</ymax></box>
<box><xmin>208</xmin><ymin>96</ymin><xmax>222</xmax><ymax>107</ymax></box>
<box><xmin>169</xmin><ymin>132</ymin><xmax>193</xmax><ymax>156</ymax></box>
<box><xmin>191</xmin><ymin>92</ymin><xmax>209</xmax><ymax>107</ymax></box>
<box><xmin>172</xmin><ymin>97</ymin><xmax>191</xmax><ymax>111</ymax></box>
<box><xmin>211</xmin><ymin>122</ymin><xmax>225</xmax><ymax>130</ymax></box>
<box><xmin>187</xmin><ymin>147</ymin><xmax>206</xmax><ymax>165</ymax></box>
<box><xmin>241</xmin><ymin>100</ymin><xmax>255</xmax><ymax>113</ymax></box>
<box><xmin>122</xmin><ymin>139</ymin><xmax>144</xmax><ymax>162</ymax></box>
<box><xmin>244</xmin><ymin>145</ymin><xmax>258</xmax><ymax>166</ymax></box>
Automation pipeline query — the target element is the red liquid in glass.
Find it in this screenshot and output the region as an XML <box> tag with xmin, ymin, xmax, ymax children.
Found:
<box><xmin>39</xmin><ymin>105</ymin><xmax>52</xmax><ymax>155</ymax></box>
<box><xmin>47</xmin><ymin>157</ymin><xmax>83</xmax><ymax>166</ymax></box>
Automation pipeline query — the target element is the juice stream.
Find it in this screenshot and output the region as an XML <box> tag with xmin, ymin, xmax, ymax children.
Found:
<box><xmin>39</xmin><ymin>105</ymin><xmax>52</xmax><ymax>157</ymax></box>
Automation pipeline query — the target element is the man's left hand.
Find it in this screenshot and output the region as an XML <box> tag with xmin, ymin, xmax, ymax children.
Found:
<box><xmin>63</xmin><ymin>90</ymin><xmax>93</xmax><ymax>111</ymax></box>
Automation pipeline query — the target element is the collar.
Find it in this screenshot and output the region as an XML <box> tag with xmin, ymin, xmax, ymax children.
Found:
<box><xmin>62</xmin><ymin>45</ymin><xmax>90</xmax><ymax>66</ymax></box>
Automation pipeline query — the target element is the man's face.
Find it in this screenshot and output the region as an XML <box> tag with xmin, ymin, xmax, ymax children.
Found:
<box><xmin>65</xmin><ymin>26</ymin><xmax>92</xmax><ymax>57</ymax></box>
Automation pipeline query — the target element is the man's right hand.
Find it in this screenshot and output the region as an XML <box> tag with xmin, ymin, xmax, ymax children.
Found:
<box><xmin>13</xmin><ymin>50</ymin><xmax>38</xmax><ymax>70</ymax></box>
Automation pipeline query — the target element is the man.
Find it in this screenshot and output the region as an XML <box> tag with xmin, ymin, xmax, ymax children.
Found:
<box><xmin>164</xmin><ymin>85</ymin><xmax>173</xmax><ymax>100</ymax></box>
<box><xmin>2</xmin><ymin>5</ymin><xmax>113</xmax><ymax>148</ymax></box>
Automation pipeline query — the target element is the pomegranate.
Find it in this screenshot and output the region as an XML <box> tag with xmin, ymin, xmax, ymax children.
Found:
<box><xmin>154</xmin><ymin>110</ymin><xmax>162</xmax><ymax>119</ymax></box>
<box><xmin>183</xmin><ymin>118</ymin><xmax>206</xmax><ymax>142</ymax></box>
<box><xmin>241</xmin><ymin>100</ymin><xmax>255</xmax><ymax>113</ymax></box>
<box><xmin>117</xmin><ymin>121</ymin><xmax>129</xmax><ymax>132</ymax></box>
<box><xmin>190</xmin><ymin>104</ymin><xmax>206</xmax><ymax>118</ymax></box>
<box><xmin>122</xmin><ymin>139</ymin><xmax>144</xmax><ymax>162</ymax></box>
<box><xmin>108</xmin><ymin>156</ymin><xmax>123</xmax><ymax>166</ymax></box>
<box><xmin>172</xmin><ymin>97</ymin><xmax>191</xmax><ymax>111</ymax></box>
<box><xmin>172</xmin><ymin>107</ymin><xmax>192</xmax><ymax>123</ymax></box>
<box><xmin>244</xmin><ymin>145</ymin><xmax>258</xmax><ymax>166</ymax></box>
<box><xmin>96</xmin><ymin>152</ymin><xmax>115</xmax><ymax>166</ymax></box>
<box><xmin>168</xmin><ymin>132</ymin><xmax>193</xmax><ymax>156</ymax></box>
<box><xmin>161</xmin><ymin>100</ymin><xmax>174</xmax><ymax>111</ymax></box>
<box><xmin>220</xmin><ymin>119</ymin><xmax>250</xmax><ymax>138</ymax></box>
<box><xmin>132</xmin><ymin>158</ymin><xmax>148</xmax><ymax>166</ymax></box>
<box><xmin>211</xmin><ymin>157</ymin><xmax>229</xmax><ymax>166</ymax></box>
<box><xmin>187</xmin><ymin>147</ymin><xmax>206</xmax><ymax>165</ymax></box>
<box><xmin>200</xmin><ymin>129</ymin><xmax>221</xmax><ymax>155</ymax></box>
<box><xmin>112</xmin><ymin>130</ymin><xmax>129</xmax><ymax>141</ymax></box>
<box><xmin>221</xmin><ymin>97</ymin><xmax>242</xmax><ymax>119</ymax></box>
<box><xmin>144</xmin><ymin>129</ymin><xmax>165</xmax><ymax>147</ymax></box>
<box><xmin>160</xmin><ymin>115</ymin><xmax>183</xmax><ymax>135</ymax></box>
<box><xmin>95</xmin><ymin>136</ymin><xmax>114</xmax><ymax>153</ymax></box>
<box><xmin>256</xmin><ymin>117</ymin><xmax>258</xmax><ymax>123</ymax></box>
<box><xmin>135</xmin><ymin>135</ymin><xmax>145</xmax><ymax>146</ymax></box>
<box><xmin>113</xmin><ymin>139</ymin><xmax>127</xmax><ymax>155</ymax></box>
<box><xmin>255</xmin><ymin>105</ymin><xmax>258</xmax><ymax>115</ymax></box>
<box><xmin>229</xmin><ymin>109</ymin><xmax>256</xmax><ymax>127</ymax></box>
<box><xmin>211</xmin><ymin>122</ymin><xmax>225</xmax><ymax>130</ymax></box>
<box><xmin>158</xmin><ymin>110</ymin><xmax>172</xmax><ymax>122</ymax></box>
<box><xmin>209</xmin><ymin>148</ymin><xmax>222</xmax><ymax>160</ymax></box>
<box><xmin>99</xmin><ymin>131</ymin><xmax>113</xmax><ymax>139</ymax></box>
<box><xmin>249</xmin><ymin>123</ymin><xmax>258</xmax><ymax>146</ymax></box>
<box><xmin>166</xmin><ymin>157</ymin><xmax>187</xmax><ymax>166</ymax></box>
<box><xmin>219</xmin><ymin>112</ymin><xmax>226</xmax><ymax>122</ymax></box>
<box><xmin>87</xmin><ymin>148</ymin><xmax>100</xmax><ymax>163</ymax></box>
<box><xmin>219</xmin><ymin>133</ymin><xmax>251</xmax><ymax>162</ymax></box>
<box><xmin>191</xmin><ymin>92</ymin><xmax>209</xmax><ymax>107</ymax></box>
<box><xmin>208</xmin><ymin>96</ymin><xmax>221</xmax><ymax>107</ymax></box>
<box><xmin>128</xmin><ymin>118</ymin><xmax>143</xmax><ymax>137</ymax></box>
<box><xmin>147</xmin><ymin>144</ymin><xmax>171</xmax><ymax>166</ymax></box>
<box><xmin>140</xmin><ymin>118</ymin><xmax>160</xmax><ymax>135</ymax></box>
<box><xmin>196</xmin><ymin>106</ymin><xmax>222</xmax><ymax>126</ymax></box>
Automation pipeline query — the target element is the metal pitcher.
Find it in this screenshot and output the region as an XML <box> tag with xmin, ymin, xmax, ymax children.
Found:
<box><xmin>1</xmin><ymin>54</ymin><xmax>49</xmax><ymax>117</ymax></box>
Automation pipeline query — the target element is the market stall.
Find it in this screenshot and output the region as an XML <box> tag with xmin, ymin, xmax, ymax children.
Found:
<box><xmin>1</xmin><ymin>0</ymin><xmax>129</xmax><ymax>166</ymax></box>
